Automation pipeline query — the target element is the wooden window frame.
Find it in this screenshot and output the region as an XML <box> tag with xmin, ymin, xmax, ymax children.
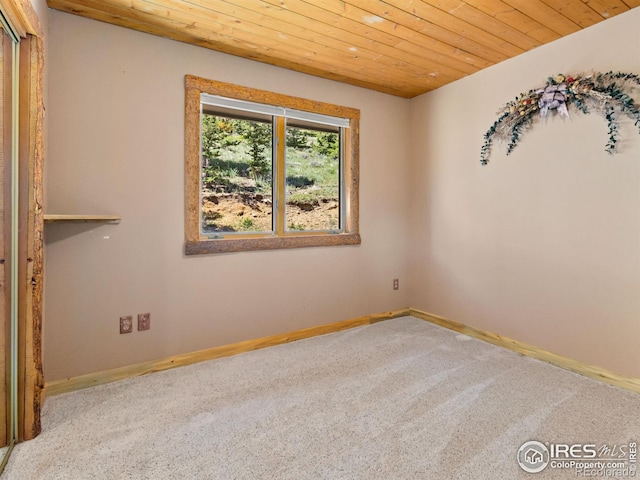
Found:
<box><xmin>184</xmin><ymin>75</ymin><xmax>361</xmax><ymax>255</ymax></box>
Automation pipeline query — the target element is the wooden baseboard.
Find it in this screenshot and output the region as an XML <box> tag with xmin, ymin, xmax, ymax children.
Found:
<box><xmin>45</xmin><ymin>308</ymin><xmax>411</xmax><ymax>397</ymax></box>
<box><xmin>409</xmin><ymin>308</ymin><xmax>640</xmax><ymax>395</ymax></box>
<box><xmin>45</xmin><ymin>307</ymin><xmax>640</xmax><ymax>398</ymax></box>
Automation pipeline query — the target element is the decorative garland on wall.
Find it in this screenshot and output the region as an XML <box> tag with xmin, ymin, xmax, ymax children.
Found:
<box><xmin>480</xmin><ymin>71</ymin><xmax>640</xmax><ymax>165</ymax></box>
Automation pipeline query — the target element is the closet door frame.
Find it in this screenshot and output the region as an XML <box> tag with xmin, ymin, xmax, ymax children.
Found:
<box><xmin>0</xmin><ymin>0</ymin><xmax>44</xmax><ymax>445</ymax></box>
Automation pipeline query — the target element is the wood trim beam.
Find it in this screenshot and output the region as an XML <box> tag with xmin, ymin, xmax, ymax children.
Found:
<box><xmin>0</xmin><ymin>0</ymin><xmax>45</xmax><ymax>445</ymax></box>
<box><xmin>185</xmin><ymin>233</ymin><xmax>361</xmax><ymax>255</ymax></box>
<box><xmin>183</xmin><ymin>80</ymin><xmax>200</xmax><ymax>243</ymax></box>
<box><xmin>185</xmin><ymin>76</ymin><xmax>361</xmax><ymax>119</ymax></box>
<box><xmin>0</xmin><ymin>0</ymin><xmax>42</xmax><ymax>37</ymax></box>
<box><xmin>26</xmin><ymin>34</ymin><xmax>44</xmax><ymax>440</ymax></box>
<box><xmin>17</xmin><ymin>34</ymin><xmax>44</xmax><ymax>441</ymax></box>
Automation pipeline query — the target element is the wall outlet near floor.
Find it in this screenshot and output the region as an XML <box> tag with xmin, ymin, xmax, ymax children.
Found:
<box><xmin>120</xmin><ymin>316</ymin><xmax>133</xmax><ymax>334</ymax></box>
<box><xmin>138</xmin><ymin>313</ymin><xmax>151</xmax><ymax>331</ymax></box>
<box><xmin>393</xmin><ymin>278</ymin><xmax>399</xmax><ymax>290</ymax></box>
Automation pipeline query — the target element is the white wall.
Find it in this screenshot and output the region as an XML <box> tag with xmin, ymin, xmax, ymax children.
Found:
<box><xmin>45</xmin><ymin>7</ymin><xmax>640</xmax><ymax>382</ymax></box>
<box><xmin>409</xmin><ymin>8</ymin><xmax>640</xmax><ymax>378</ymax></box>
<box><xmin>44</xmin><ymin>12</ymin><xmax>412</xmax><ymax>380</ymax></box>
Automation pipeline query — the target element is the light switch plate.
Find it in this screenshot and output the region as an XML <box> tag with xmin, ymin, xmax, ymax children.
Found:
<box><xmin>138</xmin><ymin>313</ymin><xmax>151</xmax><ymax>331</ymax></box>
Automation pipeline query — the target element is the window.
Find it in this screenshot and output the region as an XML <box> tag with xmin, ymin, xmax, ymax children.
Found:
<box><xmin>184</xmin><ymin>76</ymin><xmax>360</xmax><ymax>255</ymax></box>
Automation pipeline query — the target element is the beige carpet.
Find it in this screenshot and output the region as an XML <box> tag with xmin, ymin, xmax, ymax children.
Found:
<box><xmin>3</xmin><ymin>316</ymin><xmax>639</xmax><ymax>479</ymax></box>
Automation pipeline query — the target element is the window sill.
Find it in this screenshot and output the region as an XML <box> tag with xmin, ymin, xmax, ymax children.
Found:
<box><xmin>185</xmin><ymin>233</ymin><xmax>361</xmax><ymax>255</ymax></box>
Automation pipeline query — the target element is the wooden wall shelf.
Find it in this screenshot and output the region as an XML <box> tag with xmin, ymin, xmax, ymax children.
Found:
<box><xmin>43</xmin><ymin>214</ymin><xmax>121</xmax><ymax>223</ymax></box>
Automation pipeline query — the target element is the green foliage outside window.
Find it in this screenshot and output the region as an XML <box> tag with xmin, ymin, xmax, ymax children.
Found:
<box><xmin>201</xmin><ymin>113</ymin><xmax>340</xmax><ymax>233</ymax></box>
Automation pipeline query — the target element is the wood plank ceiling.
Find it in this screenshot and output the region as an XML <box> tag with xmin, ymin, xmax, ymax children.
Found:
<box><xmin>47</xmin><ymin>0</ymin><xmax>639</xmax><ymax>98</ymax></box>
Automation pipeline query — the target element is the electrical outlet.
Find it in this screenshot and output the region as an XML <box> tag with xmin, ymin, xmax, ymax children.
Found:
<box><xmin>120</xmin><ymin>316</ymin><xmax>133</xmax><ymax>334</ymax></box>
<box><xmin>393</xmin><ymin>278</ymin><xmax>399</xmax><ymax>290</ymax></box>
<box><xmin>138</xmin><ymin>313</ymin><xmax>151</xmax><ymax>331</ymax></box>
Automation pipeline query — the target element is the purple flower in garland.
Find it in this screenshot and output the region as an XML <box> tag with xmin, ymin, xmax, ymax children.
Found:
<box><xmin>537</xmin><ymin>82</ymin><xmax>569</xmax><ymax>117</ymax></box>
<box><xmin>480</xmin><ymin>71</ymin><xmax>640</xmax><ymax>165</ymax></box>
